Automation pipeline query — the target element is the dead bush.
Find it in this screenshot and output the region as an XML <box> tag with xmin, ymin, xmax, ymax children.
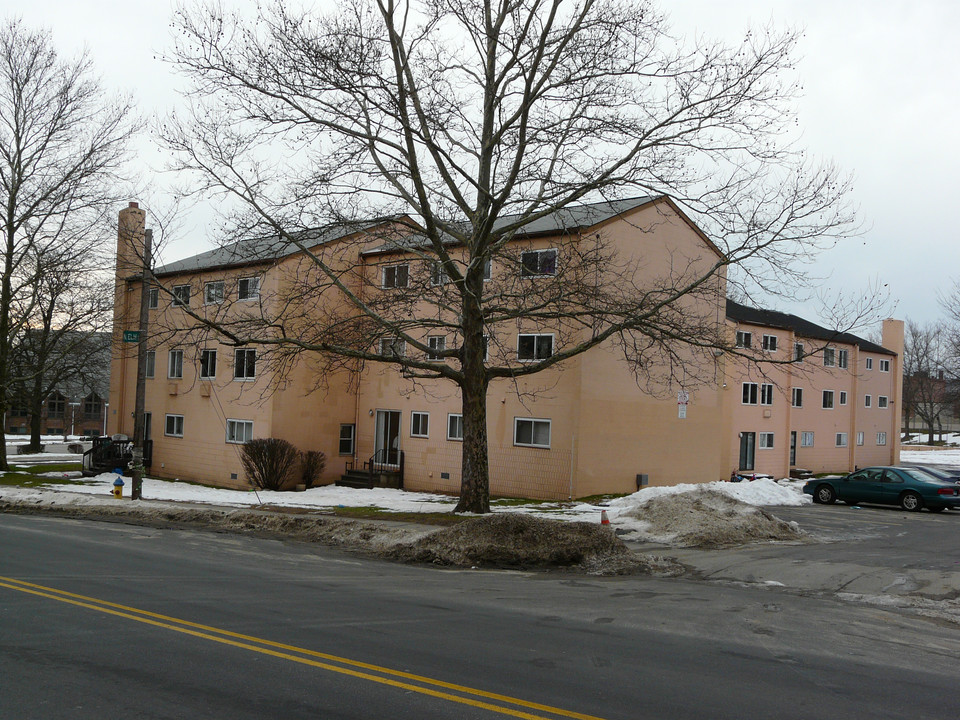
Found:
<box><xmin>240</xmin><ymin>438</ymin><xmax>300</xmax><ymax>491</ymax></box>
<box><xmin>300</xmin><ymin>450</ymin><xmax>326</xmax><ymax>489</ymax></box>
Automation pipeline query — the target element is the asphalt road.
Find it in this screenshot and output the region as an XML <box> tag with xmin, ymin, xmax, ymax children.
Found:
<box><xmin>2</xmin><ymin>513</ymin><xmax>958</xmax><ymax>720</ymax></box>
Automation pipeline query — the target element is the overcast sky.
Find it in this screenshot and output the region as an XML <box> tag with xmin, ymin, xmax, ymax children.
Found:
<box><xmin>8</xmin><ymin>0</ymin><xmax>959</xmax><ymax>328</ymax></box>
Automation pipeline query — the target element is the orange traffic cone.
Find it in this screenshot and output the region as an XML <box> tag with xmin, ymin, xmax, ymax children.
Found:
<box><xmin>600</xmin><ymin>510</ymin><xmax>610</xmax><ymax>525</ymax></box>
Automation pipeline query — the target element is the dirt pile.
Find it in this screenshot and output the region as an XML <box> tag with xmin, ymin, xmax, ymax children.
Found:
<box><xmin>623</xmin><ymin>489</ymin><xmax>805</xmax><ymax>548</ymax></box>
<box><xmin>388</xmin><ymin>513</ymin><xmax>684</xmax><ymax>575</ymax></box>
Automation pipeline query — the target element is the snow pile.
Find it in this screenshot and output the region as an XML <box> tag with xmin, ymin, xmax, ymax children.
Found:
<box><xmin>901</xmin><ymin>448</ymin><xmax>960</xmax><ymax>466</ymax></box>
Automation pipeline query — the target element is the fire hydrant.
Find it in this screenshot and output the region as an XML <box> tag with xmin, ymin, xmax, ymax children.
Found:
<box><xmin>112</xmin><ymin>476</ymin><xmax>124</xmax><ymax>499</ymax></box>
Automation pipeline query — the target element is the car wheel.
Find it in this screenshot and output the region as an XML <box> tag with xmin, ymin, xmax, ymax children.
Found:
<box><xmin>900</xmin><ymin>491</ymin><xmax>923</xmax><ymax>512</ymax></box>
<box><xmin>928</xmin><ymin>506</ymin><xmax>945</xmax><ymax>513</ymax></box>
<box><xmin>814</xmin><ymin>484</ymin><xmax>836</xmax><ymax>504</ymax></box>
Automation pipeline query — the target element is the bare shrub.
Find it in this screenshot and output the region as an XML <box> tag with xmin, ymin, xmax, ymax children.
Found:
<box><xmin>300</xmin><ymin>450</ymin><xmax>326</xmax><ymax>489</ymax></box>
<box><xmin>240</xmin><ymin>438</ymin><xmax>300</xmax><ymax>491</ymax></box>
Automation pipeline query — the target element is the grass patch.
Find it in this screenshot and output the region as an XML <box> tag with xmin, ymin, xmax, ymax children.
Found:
<box><xmin>13</xmin><ymin>463</ymin><xmax>83</xmax><ymax>475</ymax></box>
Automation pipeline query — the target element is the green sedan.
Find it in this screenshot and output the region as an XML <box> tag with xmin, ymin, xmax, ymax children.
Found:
<box><xmin>803</xmin><ymin>466</ymin><xmax>960</xmax><ymax>513</ymax></box>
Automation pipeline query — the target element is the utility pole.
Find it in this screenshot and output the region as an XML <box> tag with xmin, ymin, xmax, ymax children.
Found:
<box><xmin>130</xmin><ymin>228</ymin><xmax>152</xmax><ymax>500</ymax></box>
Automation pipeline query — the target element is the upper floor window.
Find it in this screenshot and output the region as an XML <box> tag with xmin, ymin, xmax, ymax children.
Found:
<box><xmin>168</xmin><ymin>349</ymin><xmax>184</xmax><ymax>379</ymax></box>
<box><xmin>172</xmin><ymin>284</ymin><xmax>191</xmax><ymax>307</ymax></box>
<box><xmin>839</xmin><ymin>391</ymin><xmax>847</xmax><ymax>406</ymax></box>
<box><xmin>82</xmin><ymin>393</ymin><xmax>102</xmax><ymax>419</ymax></box>
<box><xmin>865</xmin><ymin>357</ymin><xmax>873</xmax><ymax>370</ymax></box>
<box><xmin>791</xmin><ymin>388</ymin><xmax>803</xmax><ymax>408</ymax></box>
<box><xmin>47</xmin><ymin>392</ymin><xmax>66</xmax><ymax>418</ymax></box>
<box><xmin>762</xmin><ymin>334</ymin><xmax>778</xmax><ymax>352</ymax></box>
<box><xmin>145</xmin><ymin>351</ymin><xmax>156</xmax><ymax>379</ymax></box>
<box><xmin>822</xmin><ymin>390</ymin><xmax>834</xmax><ymax>409</ymax></box>
<box><xmin>147</xmin><ymin>287</ymin><xmax>159</xmax><ymax>309</ymax></box>
<box><xmin>878</xmin><ymin>395</ymin><xmax>889</xmax><ymax>408</ymax></box>
<box><xmin>823</xmin><ymin>347</ymin><xmax>835</xmax><ymax>367</ymax></box>
<box><xmin>234</xmin><ymin>348</ymin><xmax>256</xmax><ymax>380</ymax></box>
<box><xmin>865</xmin><ymin>394</ymin><xmax>872</xmax><ymax>408</ymax></box>
<box><xmin>430</xmin><ymin>262</ymin><xmax>449</xmax><ymax>286</ymax></box>
<box><xmin>736</xmin><ymin>331</ymin><xmax>752</xmax><ymax>349</ymax></box>
<box><xmin>521</xmin><ymin>249</ymin><xmax>557</xmax><ymax>277</ymax></box>
<box><xmin>794</xmin><ymin>342</ymin><xmax>804</xmax><ymax>362</ymax></box>
<box><xmin>427</xmin><ymin>336</ymin><xmax>446</xmax><ymax>361</ymax></box>
<box><xmin>204</xmin><ymin>281</ymin><xmax>224</xmax><ymax>305</ymax></box>
<box><xmin>379</xmin><ymin>338</ymin><xmax>406</xmax><ymax>358</ymax></box>
<box><xmin>381</xmin><ymin>264</ymin><xmax>409</xmax><ymax>289</ymax></box>
<box><xmin>838</xmin><ymin>349</ymin><xmax>849</xmax><ymax>369</ymax></box>
<box><xmin>518</xmin><ymin>333</ymin><xmax>553</xmax><ymax>361</ymax></box>
<box><xmin>200</xmin><ymin>349</ymin><xmax>217</xmax><ymax>379</ymax></box>
<box><xmin>238</xmin><ymin>276</ymin><xmax>261</xmax><ymax>300</ymax></box>
<box><xmin>879</xmin><ymin>359</ymin><xmax>890</xmax><ymax>372</ymax></box>
<box><xmin>760</xmin><ymin>383</ymin><xmax>773</xmax><ymax>406</ymax></box>
<box><xmin>742</xmin><ymin>382</ymin><xmax>758</xmax><ymax>405</ymax></box>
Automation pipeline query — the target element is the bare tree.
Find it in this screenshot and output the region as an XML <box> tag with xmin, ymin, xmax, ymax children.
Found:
<box><xmin>0</xmin><ymin>19</ymin><xmax>138</xmax><ymax>469</ymax></box>
<box><xmin>162</xmin><ymin>0</ymin><xmax>857</xmax><ymax>512</ymax></box>
<box><xmin>901</xmin><ymin>320</ymin><xmax>953</xmax><ymax>445</ymax></box>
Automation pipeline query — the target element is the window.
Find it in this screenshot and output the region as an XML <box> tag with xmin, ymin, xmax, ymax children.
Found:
<box><xmin>518</xmin><ymin>333</ymin><xmax>553</xmax><ymax>361</ymax></box>
<box><xmin>172</xmin><ymin>284</ymin><xmax>191</xmax><ymax>307</ymax></box>
<box><xmin>147</xmin><ymin>287</ymin><xmax>158</xmax><ymax>309</ymax></box>
<box><xmin>411</xmin><ymin>412</ymin><xmax>429</xmax><ymax>438</ymax></box>
<box><xmin>838</xmin><ymin>349</ymin><xmax>849</xmax><ymax>369</ymax></box>
<box><xmin>427</xmin><ymin>336</ymin><xmax>445</xmax><ymax>361</ymax></box>
<box><xmin>482</xmin><ymin>258</ymin><xmax>492</xmax><ymax>280</ymax></box>
<box><xmin>204</xmin><ymin>281</ymin><xmax>224</xmax><ymax>305</ymax></box>
<box><xmin>877</xmin><ymin>431</ymin><xmax>887</xmax><ymax>446</ymax></box>
<box><xmin>878</xmin><ymin>396</ymin><xmax>888</xmax><ymax>408</ymax></box>
<box><xmin>794</xmin><ymin>342</ymin><xmax>804</xmax><ymax>362</ymax></box>
<box><xmin>736</xmin><ymin>331</ymin><xmax>752</xmax><ymax>349</ymax></box>
<box><xmin>839</xmin><ymin>391</ymin><xmax>847</xmax><ymax>406</ymax></box>
<box><xmin>200</xmin><ymin>349</ymin><xmax>217</xmax><ymax>379</ymax></box>
<box><xmin>791</xmin><ymin>388</ymin><xmax>803</xmax><ymax>408</ymax></box>
<box><xmin>762</xmin><ymin>334</ymin><xmax>778</xmax><ymax>352</ymax></box>
<box><xmin>234</xmin><ymin>348</ymin><xmax>256</xmax><ymax>380</ymax></box>
<box><xmin>514</xmin><ymin>418</ymin><xmax>551</xmax><ymax>448</ymax></box>
<box><xmin>47</xmin><ymin>393</ymin><xmax>65</xmax><ymax>418</ymax></box>
<box><xmin>865</xmin><ymin>357</ymin><xmax>873</xmax><ymax>370</ymax></box>
<box><xmin>760</xmin><ymin>383</ymin><xmax>773</xmax><ymax>406</ymax></box>
<box><xmin>238</xmin><ymin>276</ymin><xmax>261</xmax><ymax>300</ymax></box>
<box><xmin>822</xmin><ymin>390</ymin><xmax>834</xmax><ymax>409</ymax></box>
<box><xmin>379</xmin><ymin>338</ymin><xmax>406</xmax><ymax>357</ymax></box>
<box><xmin>759</xmin><ymin>432</ymin><xmax>774</xmax><ymax>449</ymax></box>
<box><xmin>857</xmin><ymin>431</ymin><xmax>865</xmax><ymax>446</ymax></box>
<box><xmin>447</xmin><ymin>414</ymin><xmax>463</xmax><ymax>441</ymax></box>
<box><xmin>82</xmin><ymin>394</ymin><xmax>102</xmax><ymax>420</ymax></box>
<box><xmin>801</xmin><ymin>431</ymin><xmax>814</xmax><ymax>447</ymax></box>
<box><xmin>430</xmin><ymin>262</ymin><xmax>449</xmax><ymax>286</ymax></box>
<box><xmin>164</xmin><ymin>414</ymin><xmax>184</xmax><ymax>437</ymax></box>
<box><xmin>226</xmin><ymin>419</ymin><xmax>253</xmax><ymax>444</ymax></box>
<box><xmin>742</xmin><ymin>382</ymin><xmax>758</xmax><ymax>405</ymax></box>
<box><xmin>836</xmin><ymin>432</ymin><xmax>847</xmax><ymax>447</ymax></box>
<box><xmin>168</xmin><ymin>349</ymin><xmax>184</xmax><ymax>379</ymax></box>
<box><xmin>381</xmin><ymin>264</ymin><xmax>409</xmax><ymax>289</ymax></box>
<box><xmin>879</xmin><ymin>359</ymin><xmax>890</xmax><ymax>372</ymax></box>
<box><xmin>145</xmin><ymin>350</ymin><xmax>156</xmax><ymax>379</ymax></box>
<box><xmin>823</xmin><ymin>347</ymin><xmax>835</xmax><ymax>367</ymax></box>
<box><xmin>521</xmin><ymin>249</ymin><xmax>557</xmax><ymax>277</ymax></box>
<box><xmin>338</xmin><ymin>424</ymin><xmax>355</xmax><ymax>456</ymax></box>
<box><xmin>865</xmin><ymin>394</ymin><xmax>872</xmax><ymax>408</ymax></box>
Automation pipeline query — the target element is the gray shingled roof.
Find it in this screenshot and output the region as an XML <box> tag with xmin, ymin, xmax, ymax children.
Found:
<box><xmin>726</xmin><ymin>299</ymin><xmax>894</xmax><ymax>356</ymax></box>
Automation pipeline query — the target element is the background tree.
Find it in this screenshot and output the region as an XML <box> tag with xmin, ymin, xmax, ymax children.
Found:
<box><xmin>163</xmin><ymin>0</ymin><xmax>857</xmax><ymax>512</ymax></box>
<box><xmin>901</xmin><ymin>320</ymin><xmax>954</xmax><ymax>445</ymax></box>
<box><xmin>0</xmin><ymin>19</ymin><xmax>138</xmax><ymax>469</ymax></box>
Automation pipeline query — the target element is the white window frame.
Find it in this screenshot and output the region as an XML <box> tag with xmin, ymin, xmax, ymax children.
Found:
<box><xmin>520</xmin><ymin>248</ymin><xmax>557</xmax><ymax>277</ymax></box>
<box><xmin>822</xmin><ymin>390</ymin><xmax>834</xmax><ymax>409</ymax></box>
<box><xmin>379</xmin><ymin>338</ymin><xmax>406</xmax><ymax>357</ymax></box>
<box><xmin>430</xmin><ymin>262</ymin><xmax>450</xmax><ymax>286</ymax></box>
<box><xmin>225</xmin><ymin>419</ymin><xmax>254</xmax><ymax>444</ymax></box>
<box><xmin>760</xmin><ymin>383</ymin><xmax>774</xmax><ymax>406</ymax></box>
<box><xmin>234</xmin><ymin>348</ymin><xmax>256</xmax><ymax>380</ymax></box>
<box><xmin>801</xmin><ymin>431</ymin><xmax>815</xmax><ymax>447</ymax></box>
<box><xmin>427</xmin><ymin>336</ymin><xmax>446</xmax><ymax>361</ymax></box>
<box><xmin>759</xmin><ymin>432</ymin><xmax>774</xmax><ymax>449</ymax></box>
<box><xmin>168</xmin><ymin>349</ymin><xmax>184</xmax><ymax>379</ymax></box>
<box><xmin>838</xmin><ymin>349</ymin><xmax>849</xmax><ymax>369</ymax></box>
<box><xmin>791</xmin><ymin>388</ymin><xmax>803</xmax><ymax>408</ymax></box>
<box><xmin>514</xmin><ymin>417</ymin><xmax>552</xmax><ymax>449</ymax></box>
<box><xmin>238</xmin><ymin>276</ymin><xmax>261</xmax><ymax>301</ymax></box>
<box><xmin>877</xmin><ymin>431</ymin><xmax>887</xmax><ymax>446</ymax></box>
<box><xmin>823</xmin><ymin>347</ymin><xmax>836</xmax><ymax>367</ymax></box>
<box><xmin>736</xmin><ymin>331</ymin><xmax>752</xmax><ymax>349</ymax></box>
<box><xmin>381</xmin><ymin>263</ymin><xmax>409</xmax><ymax>289</ymax></box>
<box><xmin>835</xmin><ymin>432</ymin><xmax>848</xmax><ymax>448</ymax></box>
<box><xmin>338</xmin><ymin>424</ymin><xmax>355</xmax><ymax>456</ymax></box>
<box><xmin>147</xmin><ymin>287</ymin><xmax>158</xmax><ymax>309</ymax></box>
<box><xmin>410</xmin><ymin>411</ymin><xmax>429</xmax><ymax>438</ymax></box>
<box><xmin>879</xmin><ymin>359</ymin><xmax>890</xmax><ymax>372</ymax></box>
<box><xmin>200</xmin><ymin>349</ymin><xmax>217</xmax><ymax>379</ymax></box>
<box><xmin>793</xmin><ymin>342</ymin><xmax>804</xmax><ymax>362</ymax></box>
<box><xmin>482</xmin><ymin>258</ymin><xmax>492</xmax><ymax>280</ymax></box>
<box><xmin>865</xmin><ymin>357</ymin><xmax>873</xmax><ymax>370</ymax></box>
<box><xmin>856</xmin><ymin>431</ymin><xmax>865</xmax><ymax>446</ymax></box>
<box><xmin>742</xmin><ymin>382</ymin><xmax>758</xmax><ymax>405</ymax></box>
<box><xmin>865</xmin><ymin>394</ymin><xmax>872</xmax><ymax>408</ymax></box>
<box><xmin>762</xmin><ymin>334</ymin><xmax>778</xmax><ymax>352</ymax></box>
<box><xmin>164</xmin><ymin>414</ymin><xmax>184</xmax><ymax>438</ymax></box>
<box><xmin>447</xmin><ymin>414</ymin><xmax>463</xmax><ymax>441</ymax></box>
<box><xmin>204</xmin><ymin>280</ymin><xmax>224</xmax><ymax>305</ymax></box>
<box><xmin>878</xmin><ymin>396</ymin><xmax>888</xmax><ymax>409</ymax></box>
<box><xmin>839</xmin><ymin>391</ymin><xmax>847</xmax><ymax>406</ymax></box>
<box><xmin>518</xmin><ymin>333</ymin><xmax>554</xmax><ymax>361</ymax></box>
<box><xmin>145</xmin><ymin>350</ymin><xmax>156</xmax><ymax>379</ymax></box>
<box><xmin>172</xmin><ymin>284</ymin><xmax>191</xmax><ymax>307</ymax></box>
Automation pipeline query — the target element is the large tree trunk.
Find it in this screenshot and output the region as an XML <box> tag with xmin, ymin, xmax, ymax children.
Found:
<box><xmin>927</xmin><ymin>419</ymin><xmax>936</xmax><ymax>445</ymax></box>
<box><xmin>27</xmin><ymin>385</ymin><xmax>44</xmax><ymax>453</ymax></box>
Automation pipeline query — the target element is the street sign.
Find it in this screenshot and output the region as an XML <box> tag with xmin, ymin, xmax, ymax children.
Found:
<box><xmin>677</xmin><ymin>390</ymin><xmax>689</xmax><ymax>405</ymax></box>
<box><xmin>122</xmin><ymin>330</ymin><xmax>141</xmax><ymax>343</ymax></box>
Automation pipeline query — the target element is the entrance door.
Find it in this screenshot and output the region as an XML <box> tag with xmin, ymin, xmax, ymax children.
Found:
<box><xmin>375</xmin><ymin>410</ymin><xmax>401</xmax><ymax>466</ymax></box>
<box><xmin>739</xmin><ymin>432</ymin><xmax>756</xmax><ymax>471</ymax></box>
<box><xmin>789</xmin><ymin>431</ymin><xmax>797</xmax><ymax>466</ymax></box>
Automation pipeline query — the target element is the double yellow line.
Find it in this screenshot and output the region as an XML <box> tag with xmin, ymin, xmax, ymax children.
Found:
<box><xmin>0</xmin><ymin>575</ymin><xmax>608</xmax><ymax>720</ymax></box>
